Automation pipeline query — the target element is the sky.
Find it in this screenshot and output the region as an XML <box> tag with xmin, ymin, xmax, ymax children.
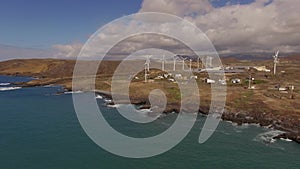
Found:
<box><xmin>0</xmin><ymin>0</ymin><xmax>142</xmax><ymax>48</ymax></box>
<box><xmin>0</xmin><ymin>0</ymin><xmax>299</xmax><ymax>60</ymax></box>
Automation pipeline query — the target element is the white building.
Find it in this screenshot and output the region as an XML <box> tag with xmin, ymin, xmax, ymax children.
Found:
<box><xmin>205</xmin><ymin>79</ymin><xmax>216</xmax><ymax>84</ymax></box>
<box><xmin>279</xmin><ymin>87</ymin><xmax>288</xmax><ymax>91</ymax></box>
<box><xmin>231</xmin><ymin>78</ymin><xmax>241</xmax><ymax>84</ymax></box>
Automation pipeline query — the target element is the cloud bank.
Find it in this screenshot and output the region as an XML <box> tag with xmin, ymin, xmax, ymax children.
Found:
<box><xmin>52</xmin><ymin>42</ymin><xmax>82</xmax><ymax>58</ymax></box>
<box><xmin>4</xmin><ymin>0</ymin><xmax>298</xmax><ymax>60</ymax></box>
<box><xmin>65</xmin><ymin>0</ymin><xmax>299</xmax><ymax>58</ymax></box>
<box><xmin>139</xmin><ymin>0</ymin><xmax>300</xmax><ymax>54</ymax></box>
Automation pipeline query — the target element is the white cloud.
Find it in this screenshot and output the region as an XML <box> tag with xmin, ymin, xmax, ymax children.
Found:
<box><xmin>51</xmin><ymin>0</ymin><xmax>300</xmax><ymax>58</ymax></box>
<box><xmin>52</xmin><ymin>42</ymin><xmax>83</xmax><ymax>58</ymax></box>
<box><xmin>139</xmin><ymin>0</ymin><xmax>214</xmax><ymax>16</ymax></box>
<box><xmin>138</xmin><ymin>0</ymin><xmax>300</xmax><ymax>54</ymax></box>
<box><xmin>74</xmin><ymin>11</ymin><xmax>219</xmax><ymax>60</ymax></box>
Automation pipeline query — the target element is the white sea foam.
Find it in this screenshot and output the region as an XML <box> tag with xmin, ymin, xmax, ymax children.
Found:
<box><xmin>0</xmin><ymin>87</ymin><xmax>21</xmax><ymax>91</ymax></box>
<box><xmin>43</xmin><ymin>85</ymin><xmax>54</xmax><ymax>87</ymax></box>
<box><xmin>107</xmin><ymin>104</ymin><xmax>121</xmax><ymax>108</ymax></box>
<box><xmin>104</xmin><ymin>99</ymin><xmax>112</xmax><ymax>103</ymax></box>
<box><xmin>137</xmin><ymin>108</ymin><xmax>151</xmax><ymax>114</ymax></box>
<box><xmin>95</xmin><ymin>95</ymin><xmax>103</xmax><ymax>99</ymax></box>
<box><xmin>254</xmin><ymin>130</ymin><xmax>285</xmax><ymax>144</ymax></box>
<box><xmin>64</xmin><ymin>91</ymin><xmax>83</xmax><ymax>94</ymax></box>
<box><xmin>280</xmin><ymin>138</ymin><xmax>293</xmax><ymax>142</ymax></box>
<box><xmin>0</xmin><ymin>83</ymin><xmax>10</xmax><ymax>86</ymax></box>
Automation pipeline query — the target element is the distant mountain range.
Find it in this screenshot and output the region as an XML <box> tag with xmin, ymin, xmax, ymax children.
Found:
<box><xmin>220</xmin><ymin>52</ymin><xmax>299</xmax><ymax>60</ymax></box>
<box><xmin>176</xmin><ymin>52</ymin><xmax>299</xmax><ymax>61</ymax></box>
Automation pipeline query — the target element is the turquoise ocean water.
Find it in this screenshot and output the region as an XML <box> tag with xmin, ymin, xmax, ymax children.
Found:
<box><xmin>0</xmin><ymin>75</ymin><xmax>299</xmax><ymax>169</ymax></box>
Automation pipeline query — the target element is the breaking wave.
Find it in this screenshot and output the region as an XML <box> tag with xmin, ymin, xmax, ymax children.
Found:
<box><xmin>254</xmin><ymin>130</ymin><xmax>285</xmax><ymax>144</ymax></box>
<box><xmin>64</xmin><ymin>91</ymin><xmax>83</xmax><ymax>94</ymax></box>
<box><xmin>0</xmin><ymin>83</ymin><xmax>10</xmax><ymax>86</ymax></box>
<box><xmin>0</xmin><ymin>87</ymin><xmax>21</xmax><ymax>91</ymax></box>
<box><xmin>95</xmin><ymin>95</ymin><xmax>103</xmax><ymax>99</ymax></box>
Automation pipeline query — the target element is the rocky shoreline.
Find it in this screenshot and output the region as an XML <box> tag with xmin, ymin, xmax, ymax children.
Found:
<box><xmin>1</xmin><ymin>75</ymin><xmax>299</xmax><ymax>144</ymax></box>
<box><xmin>93</xmin><ymin>90</ymin><xmax>300</xmax><ymax>144</ymax></box>
<box><xmin>2</xmin><ymin>73</ymin><xmax>299</xmax><ymax>144</ymax></box>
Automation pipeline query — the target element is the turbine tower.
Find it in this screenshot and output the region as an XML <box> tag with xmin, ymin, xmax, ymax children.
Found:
<box><xmin>206</xmin><ymin>56</ymin><xmax>212</xmax><ymax>68</ymax></box>
<box><xmin>248</xmin><ymin>75</ymin><xmax>252</xmax><ymax>89</ymax></box>
<box><xmin>144</xmin><ymin>62</ymin><xmax>148</xmax><ymax>82</ymax></box>
<box><xmin>145</xmin><ymin>55</ymin><xmax>151</xmax><ymax>72</ymax></box>
<box><xmin>202</xmin><ymin>56</ymin><xmax>205</xmax><ymax>68</ymax></box>
<box><xmin>273</xmin><ymin>50</ymin><xmax>279</xmax><ymax>75</ymax></box>
<box><xmin>182</xmin><ymin>58</ymin><xmax>186</xmax><ymax>71</ymax></box>
<box><xmin>197</xmin><ymin>56</ymin><xmax>201</xmax><ymax>70</ymax></box>
<box><xmin>144</xmin><ymin>55</ymin><xmax>151</xmax><ymax>82</ymax></box>
<box><xmin>173</xmin><ymin>56</ymin><xmax>177</xmax><ymax>71</ymax></box>
<box><xmin>161</xmin><ymin>55</ymin><xmax>165</xmax><ymax>71</ymax></box>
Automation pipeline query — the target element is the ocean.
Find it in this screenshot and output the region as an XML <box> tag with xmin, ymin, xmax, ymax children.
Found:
<box><xmin>0</xmin><ymin>75</ymin><xmax>299</xmax><ymax>169</ymax></box>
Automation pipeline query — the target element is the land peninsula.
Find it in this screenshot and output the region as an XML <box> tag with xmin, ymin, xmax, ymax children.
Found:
<box><xmin>0</xmin><ymin>56</ymin><xmax>299</xmax><ymax>143</ymax></box>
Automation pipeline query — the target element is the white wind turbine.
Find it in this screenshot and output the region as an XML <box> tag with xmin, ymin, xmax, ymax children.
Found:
<box><xmin>273</xmin><ymin>50</ymin><xmax>279</xmax><ymax>75</ymax></box>
<box><xmin>161</xmin><ymin>55</ymin><xmax>165</xmax><ymax>71</ymax></box>
<box><xmin>144</xmin><ymin>55</ymin><xmax>151</xmax><ymax>82</ymax></box>
<box><xmin>145</xmin><ymin>55</ymin><xmax>151</xmax><ymax>72</ymax></box>
<box><xmin>144</xmin><ymin>62</ymin><xmax>148</xmax><ymax>82</ymax></box>
<box><xmin>197</xmin><ymin>56</ymin><xmax>201</xmax><ymax>70</ymax></box>
<box><xmin>202</xmin><ymin>56</ymin><xmax>206</xmax><ymax>69</ymax></box>
<box><xmin>206</xmin><ymin>56</ymin><xmax>212</xmax><ymax>68</ymax></box>
<box><xmin>173</xmin><ymin>56</ymin><xmax>177</xmax><ymax>71</ymax></box>
<box><xmin>182</xmin><ymin>58</ymin><xmax>186</xmax><ymax>71</ymax></box>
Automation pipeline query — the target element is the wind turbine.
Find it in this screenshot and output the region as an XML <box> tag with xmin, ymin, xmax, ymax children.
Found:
<box><xmin>144</xmin><ymin>55</ymin><xmax>151</xmax><ymax>82</ymax></box>
<box><xmin>161</xmin><ymin>55</ymin><xmax>165</xmax><ymax>71</ymax></box>
<box><xmin>206</xmin><ymin>56</ymin><xmax>212</xmax><ymax>68</ymax></box>
<box><xmin>144</xmin><ymin>62</ymin><xmax>148</xmax><ymax>82</ymax></box>
<box><xmin>273</xmin><ymin>50</ymin><xmax>279</xmax><ymax>75</ymax></box>
<box><xmin>145</xmin><ymin>55</ymin><xmax>151</xmax><ymax>72</ymax></box>
<box><xmin>202</xmin><ymin>56</ymin><xmax>206</xmax><ymax>69</ymax></box>
<box><xmin>182</xmin><ymin>58</ymin><xmax>186</xmax><ymax>71</ymax></box>
<box><xmin>197</xmin><ymin>56</ymin><xmax>201</xmax><ymax>70</ymax></box>
<box><xmin>248</xmin><ymin>74</ymin><xmax>252</xmax><ymax>89</ymax></box>
<box><xmin>173</xmin><ymin>56</ymin><xmax>177</xmax><ymax>71</ymax></box>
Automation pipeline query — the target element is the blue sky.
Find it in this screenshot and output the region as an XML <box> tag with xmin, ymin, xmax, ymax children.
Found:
<box><xmin>211</xmin><ymin>0</ymin><xmax>255</xmax><ymax>7</ymax></box>
<box><xmin>0</xmin><ymin>0</ymin><xmax>257</xmax><ymax>49</ymax></box>
<box><xmin>0</xmin><ymin>0</ymin><xmax>142</xmax><ymax>48</ymax></box>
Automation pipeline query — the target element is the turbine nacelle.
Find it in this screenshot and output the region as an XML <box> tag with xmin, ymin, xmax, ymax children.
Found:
<box><xmin>273</xmin><ymin>50</ymin><xmax>279</xmax><ymax>63</ymax></box>
<box><xmin>272</xmin><ymin>50</ymin><xmax>280</xmax><ymax>75</ymax></box>
<box><xmin>144</xmin><ymin>55</ymin><xmax>152</xmax><ymax>72</ymax></box>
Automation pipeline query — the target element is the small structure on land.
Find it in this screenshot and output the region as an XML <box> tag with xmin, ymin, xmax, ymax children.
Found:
<box><xmin>254</xmin><ymin>66</ymin><xmax>271</xmax><ymax>72</ymax></box>
<box><xmin>279</xmin><ymin>87</ymin><xmax>288</xmax><ymax>91</ymax></box>
<box><xmin>231</xmin><ymin>78</ymin><xmax>241</xmax><ymax>84</ymax></box>
<box><xmin>205</xmin><ymin>79</ymin><xmax>216</xmax><ymax>84</ymax></box>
